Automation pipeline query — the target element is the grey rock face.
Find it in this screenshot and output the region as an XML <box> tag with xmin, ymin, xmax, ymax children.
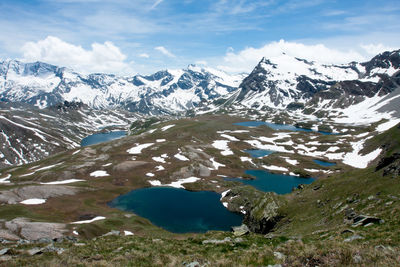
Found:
<box><xmin>4</xmin><ymin>218</ymin><xmax>67</xmax><ymax>241</ymax></box>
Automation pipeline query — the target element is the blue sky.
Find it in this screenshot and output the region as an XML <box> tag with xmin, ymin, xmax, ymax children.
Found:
<box><xmin>0</xmin><ymin>0</ymin><xmax>399</xmax><ymax>74</ymax></box>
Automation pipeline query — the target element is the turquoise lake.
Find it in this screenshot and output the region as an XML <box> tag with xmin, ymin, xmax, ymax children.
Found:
<box><xmin>234</xmin><ymin>121</ymin><xmax>333</xmax><ymax>135</ymax></box>
<box><xmin>108</xmin><ymin>187</ymin><xmax>243</xmax><ymax>233</ymax></box>
<box><xmin>81</xmin><ymin>131</ymin><xmax>127</xmax><ymax>147</ymax></box>
<box><xmin>313</xmin><ymin>159</ymin><xmax>336</xmax><ymax>167</ymax></box>
<box><xmin>226</xmin><ymin>170</ymin><xmax>315</xmax><ymax>194</ymax></box>
<box><xmin>244</xmin><ymin>149</ymin><xmax>274</xmax><ymax>158</ymax></box>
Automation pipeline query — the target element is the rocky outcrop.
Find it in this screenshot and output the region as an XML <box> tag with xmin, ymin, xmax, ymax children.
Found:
<box><xmin>375</xmin><ymin>152</ymin><xmax>400</xmax><ymax>177</ymax></box>
<box><xmin>221</xmin><ymin>186</ymin><xmax>285</xmax><ymax>234</ymax></box>
<box><xmin>1</xmin><ymin>218</ymin><xmax>67</xmax><ymax>241</ymax></box>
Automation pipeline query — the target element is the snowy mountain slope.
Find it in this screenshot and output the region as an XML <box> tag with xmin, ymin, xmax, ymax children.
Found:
<box><xmin>0</xmin><ymin>101</ymin><xmax>139</xmax><ymax>168</ymax></box>
<box><xmin>0</xmin><ymin>61</ymin><xmax>245</xmax><ymax>115</ymax></box>
<box><xmin>233</xmin><ymin>50</ymin><xmax>400</xmax><ymax>123</ymax></box>
<box><xmin>235</xmin><ymin>51</ymin><xmax>399</xmax><ymax>107</ymax></box>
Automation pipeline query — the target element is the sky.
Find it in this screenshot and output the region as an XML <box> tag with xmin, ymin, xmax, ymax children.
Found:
<box><xmin>0</xmin><ymin>0</ymin><xmax>399</xmax><ymax>75</ymax></box>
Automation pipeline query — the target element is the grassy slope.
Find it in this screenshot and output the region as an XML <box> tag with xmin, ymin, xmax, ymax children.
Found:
<box><xmin>1</xmin><ymin>117</ymin><xmax>400</xmax><ymax>266</ymax></box>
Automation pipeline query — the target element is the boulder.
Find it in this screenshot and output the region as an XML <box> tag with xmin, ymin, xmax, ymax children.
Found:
<box><xmin>352</xmin><ymin>215</ymin><xmax>384</xmax><ymax>227</ymax></box>
<box><xmin>232</xmin><ymin>224</ymin><xmax>249</xmax><ymax>236</ymax></box>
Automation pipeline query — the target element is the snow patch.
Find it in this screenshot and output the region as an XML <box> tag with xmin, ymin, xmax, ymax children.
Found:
<box><xmin>127</xmin><ymin>143</ymin><xmax>154</xmax><ymax>154</ymax></box>
<box><xmin>174</xmin><ymin>153</ymin><xmax>189</xmax><ymax>161</ymax></box>
<box><xmin>220</xmin><ymin>189</ymin><xmax>230</xmax><ymax>200</ymax></box>
<box><xmin>149</xmin><ymin>177</ymin><xmax>201</xmax><ymax>189</ymax></box>
<box><xmin>41</xmin><ymin>179</ymin><xmax>85</xmax><ymax>185</ymax></box>
<box><xmin>155</xmin><ymin>165</ymin><xmax>165</xmax><ymax>171</ymax></box>
<box><xmin>212</xmin><ymin>140</ymin><xmax>233</xmax><ymax>156</ymax></box>
<box><xmin>124</xmin><ymin>230</ymin><xmax>134</xmax><ymax>236</ymax></box>
<box><xmin>161</xmin><ymin>124</ymin><xmax>175</xmax><ymax>131</ymax></box>
<box><xmin>343</xmin><ymin>138</ymin><xmax>382</xmax><ymax>168</ymax></box>
<box><xmin>240</xmin><ymin>157</ymin><xmax>253</xmax><ymax>164</ymax></box>
<box><xmin>35</xmin><ymin>162</ymin><xmax>63</xmax><ymax>172</ymax></box>
<box><xmin>262</xmin><ymin>165</ymin><xmax>289</xmax><ymax>172</ymax></box>
<box><xmin>20</xmin><ymin>198</ymin><xmax>46</xmax><ymax>205</ymax></box>
<box><xmin>220</xmin><ymin>134</ymin><xmax>239</xmax><ymax>141</ymax></box>
<box><xmin>209</xmin><ymin>157</ymin><xmax>225</xmax><ymax>170</ymax></box>
<box><xmin>376</xmin><ymin>119</ymin><xmax>400</xmax><ymax>133</ymax></box>
<box><xmin>90</xmin><ymin>170</ymin><xmax>110</xmax><ymax>177</ymax></box>
<box><xmin>71</xmin><ymin>216</ymin><xmax>106</xmax><ymax>224</ymax></box>
<box><xmin>149</xmin><ymin>180</ymin><xmax>162</xmax><ymax>186</ymax></box>
<box><xmin>284</xmin><ymin>158</ymin><xmax>298</xmax><ymax>165</ymax></box>
<box><xmin>152</xmin><ymin>156</ymin><xmax>166</xmax><ymax>163</ymax></box>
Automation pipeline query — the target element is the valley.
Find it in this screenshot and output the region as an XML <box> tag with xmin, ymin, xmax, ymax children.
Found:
<box><xmin>0</xmin><ymin>50</ymin><xmax>399</xmax><ymax>266</ymax></box>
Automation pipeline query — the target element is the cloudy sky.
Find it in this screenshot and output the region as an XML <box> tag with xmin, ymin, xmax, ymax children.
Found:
<box><xmin>0</xmin><ymin>0</ymin><xmax>399</xmax><ymax>74</ymax></box>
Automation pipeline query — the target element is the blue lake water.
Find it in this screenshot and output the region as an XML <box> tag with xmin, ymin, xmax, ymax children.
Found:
<box><xmin>81</xmin><ymin>131</ymin><xmax>127</xmax><ymax>147</ymax></box>
<box><xmin>313</xmin><ymin>159</ymin><xmax>336</xmax><ymax>167</ymax></box>
<box><xmin>109</xmin><ymin>187</ymin><xmax>243</xmax><ymax>233</ymax></box>
<box><xmin>226</xmin><ymin>170</ymin><xmax>315</xmax><ymax>194</ymax></box>
<box><xmin>234</xmin><ymin>121</ymin><xmax>333</xmax><ymax>135</ymax></box>
<box><xmin>244</xmin><ymin>149</ymin><xmax>274</xmax><ymax>158</ymax></box>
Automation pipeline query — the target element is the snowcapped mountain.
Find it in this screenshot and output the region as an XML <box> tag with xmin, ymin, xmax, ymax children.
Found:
<box><xmin>234</xmin><ymin>50</ymin><xmax>400</xmax><ymax>123</ymax></box>
<box><xmin>0</xmin><ymin>60</ymin><xmax>245</xmax><ymax>115</ymax></box>
<box><xmin>1</xmin><ymin>50</ymin><xmax>399</xmax><ymax>121</ymax></box>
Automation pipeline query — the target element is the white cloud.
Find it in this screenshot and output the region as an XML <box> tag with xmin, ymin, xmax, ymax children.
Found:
<box><xmin>217</xmin><ymin>39</ymin><xmax>374</xmax><ymax>73</ymax></box>
<box><xmin>151</xmin><ymin>0</ymin><xmax>164</xmax><ymax>10</ymax></box>
<box><xmin>195</xmin><ymin>60</ymin><xmax>207</xmax><ymax>66</ymax></box>
<box><xmin>360</xmin><ymin>43</ymin><xmax>398</xmax><ymax>56</ymax></box>
<box><xmin>154</xmin><ymin>46</ymin><xmax>175</xmax><ymax>58</ymax></box>
<box><xmin>139</xmin><ymin>53</ymin><xmax>150</xmax><ymax>58</ymax></box>
<box><xmin>21</xmin><ymin>36</ymin><xmax>133</xmax><ymax>74</ymax></box>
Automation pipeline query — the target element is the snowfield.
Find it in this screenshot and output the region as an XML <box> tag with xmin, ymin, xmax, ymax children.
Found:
<box><xmin>127</xmin><ymin>143</ymin><xmax>154</xmax><ymax>155</ymax></box>
<box><xmin>212</xmin><ymin>140</ymin><xmax>234</xmax><ymax>156</ymax></box>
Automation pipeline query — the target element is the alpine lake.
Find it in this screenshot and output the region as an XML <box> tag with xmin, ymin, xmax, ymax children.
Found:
<box><xmin>86</xmin><ymin>121</ymin><xmax>320</xmax><ymax>233</ymax></box>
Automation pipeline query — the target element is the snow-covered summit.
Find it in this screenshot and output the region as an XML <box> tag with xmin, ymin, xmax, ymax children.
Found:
<box><xmin>0</xmin><ymin>60</ymin><xmax>245</xmax><ymax>114</ymax></box>
<box><xmin>236</xmin><ymin>50</ymin><xmax>400</xmax><ymax>111</ymax></box>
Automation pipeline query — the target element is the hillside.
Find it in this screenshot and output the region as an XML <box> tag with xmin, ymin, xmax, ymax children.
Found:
<box><xmin>0</xmin><ymin>114</ymin><xmax>399</xmax><ymax>266</ymax></box>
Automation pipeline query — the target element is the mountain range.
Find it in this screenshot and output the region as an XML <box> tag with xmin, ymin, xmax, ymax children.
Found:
<box><xmin>1</xmin><ymin>50</ymin><xmax>399</xmax><ymax>121</ymax></box>
<box><xmin>0</xmin><ymin>60</ymin><xmax>244</xmax><ymax>115</ymax></box>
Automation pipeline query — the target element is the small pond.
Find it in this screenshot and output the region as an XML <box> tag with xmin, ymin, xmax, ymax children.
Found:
<box><xmin>244</xmin><ymin>149</ymin><xmax>274</xmax><ymax>158</ymax></box>
<box><xmin>313</xmin><ymin>159</ymin><xmax>337</xmax><ymax>167</ymax></box>
<box><xmin>234</xmin><ymin>121</ymin><xmax>333</xmax><ymax>135</ymax></box>
<box><xmin>81</xmin><ymin>130</ymin><xmax>127</xmax><ymax>147</ymax></box>
<box><xmin>226</xmin><ymin>170</ymin><xmax>315</xmax><ymax>194</ymax></box>
<box><xmin>108</xmin><ymin>187</ymin><xmax>243</xmax><ymax>233</ymax></box>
